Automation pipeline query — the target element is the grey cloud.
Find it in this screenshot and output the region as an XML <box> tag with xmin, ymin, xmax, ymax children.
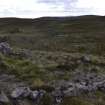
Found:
<box><xmin>36</xmin><ymin>0</ymin><xmax>78</xmax><ymax>12</ymax></box>
<box><xmin>37</xmin><ymin>0</ymin><xmax>77</xmax><ymax>8</ymax></box>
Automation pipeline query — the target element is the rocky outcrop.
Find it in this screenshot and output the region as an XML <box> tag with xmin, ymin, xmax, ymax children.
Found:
<box><xmin>0</xmin><ymin>71</ymin><xmax>104</xmax><ymax>105</ymax></box>
<box><xmin>11</xmin><ymin>87</ymin><xmax>31</xmax><ymax>99</ymax></box>
<box><xmin>0</xmin><ymin>73</ymin><xmax>105</xmax><ymax>105</ymax></box>
<box><xmin>0</xmin><ymin>42</ymin><xmax>30</xmax><ymax>58</ymax></box>
<box><xmin>0</xmin><ymin>49</ymin><xmax>105</xmax><ymax>105</ymax></box>
<box><xmin>0</xmin><ymin>91</ymin><xmax>10</xmax><ymax>104</ymax></box>
<box><xmin>0</xmin><ymin>42</ymin><xmax>12</xmax><ymax>55</ymax></box>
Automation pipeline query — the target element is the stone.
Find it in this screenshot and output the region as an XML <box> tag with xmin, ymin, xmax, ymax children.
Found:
<box><xmin>63</xmin><ymin>86</ymin><xmax>76</xmax><ymax>97</ymax></box>
<box><xmin>76</xmin><ymin>83</ymin><xmax>88</xmax><ymax>92</ymax></box>
<box><xmin>97</xmin><ymin>81</ymin><xmax>105</xmax><ymax>92</ymax></box>
<box><xmin>30</xmin><ymin>90</ymin><xmax>46</xmax><ymax>101</ymax></box>
<box><xmin>55</xmin><ymin>97</ymin><xmax>62</xmax><ymax>104</ymax></box>
<box><xmin>0</xmin><ymin>42</ymin><xmax>12</xmax><ymax>55</ymax></box>
<box><xmin>39</xmin><ymin>90</ymin><xmax>46</xmax><ymax>97</ymax></box>
<box><xmin>0</xmin><ymin>91</ymin><xmax>9</xmax><ymax>103</ymax></box>
<box><xmin>11</xmin><ymin>87</ymin><xmax>31</xmax><ymax>99</ymax></box>
<box><xmin>52</xmin><ymin>89</ymin><xmax>63</xmax><ymax>97</ymax></box>
<box><xmin>52</xmin><ymin>89</ymin><xmax>64</xmax><ymax>104</ymax></box>
<box><xmin>80</xmin><ymin>56</ymin><xmax>91</xmax><ymax>63</ymax></box>
<box><xmin>29</xmin><ymin>90</ymin><xmax>39</xmax><ymax>100</ymax></box>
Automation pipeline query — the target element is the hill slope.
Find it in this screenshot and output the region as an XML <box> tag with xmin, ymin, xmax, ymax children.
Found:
<box><xmin>0</xmin><ymin>16</ymin><xmax>105</xmax><ymax>105</ymax></box>
<box><xmin>0</xmin><ymin>15</ymin><xmax>105</xmax><ymax>55</ymax></box>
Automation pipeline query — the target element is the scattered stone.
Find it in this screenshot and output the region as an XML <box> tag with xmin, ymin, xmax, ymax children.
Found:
<box><xmin>30</xmin><ymin>90</ymin><xmax>39</xmax><ymax>100</ymax></box>
<box><xmin>0</xmin><ymin>42</ymin><xmax>30</xmax><ymax>58</ymax></box>
<box><xmin>39</xmin><ymin>90</ymin><xmax>46</xmax><ymax>97</ymax></box>
<box><xmin>80</xmin><ymin>55</ymin><xmax>91</xmax><ymax>63</ymax></box>
<box><xmin>29</xmin><ymin>90</ymin><xmax>46</xmax><ymax>104</ymax></box>
<box><xmin>0</xmin><ymin>91</ymin><xmax>9</xmax><ymax>103</ymax></box>
<box><xmin>0</xmin><ymin>42</ymin><xmax>12</xmax><ymax>55</ymax></box>
<box><xmin>62</xmin><ymin>84</ymin><xmax>76</xmax><ymax>97</ymax></box>
<box><xmin>52</xmin><ymin>88</ymin><xmax>64</xmax><ymax>104</ymax></box>
<box><xmin>11</xmin><ymin>87</ymin><xmax>31</xmax><ymax>99</ymax></box>
<box><xmin>0</xmin><ymin>72</ymin><xmax>105</xmax><ymax>105</ymax></box>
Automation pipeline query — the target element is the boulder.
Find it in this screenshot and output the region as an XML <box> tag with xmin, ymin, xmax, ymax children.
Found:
<box><xmin>39</xmin><ymin>90</ymin><xmax>46</xmax><ymax>97</ymax></box>
<box><xmin>30</xmin><ymin>90</ymin><xmax>46</xmax><ymax>101</ymax></box>
<box><xmin>0</xmin><ymin>91</ymin><xmax>10</xmax><ymax>103</ymax></box>
<box><xmin>97</xmin><ymin>81</ymin><xmax>105</xmax><ymax>92</ymax></box>
<box><xmin>52</xmin><ymin>89</ymin><xmax>63</xmax><ymax>97</ymax></box>
<box><xmin>30</xmin><ymin>90</ymin><xmax>39</xmax><ymax>100</ymax></box>
<box><xmin>11</xmin><ymin>87</ymin><xmax>31</xmax><ymax>99</ymax></box>
<box><xmin>63</xmin><ymin>86</ymin><xmax>76</xmax><ymax>97</ymax></box>
<box><xmin>0</xmin><ymin>42</ymin><xmax>12</xmax><ymax>55</ymax></box>
<box><xmin>80</xmin><ymin>56</ymin><xmax>91</xmax><ymax>63</ymax></box>
<box><xmin>52</xmin><ymin>89</ymin><xmax>64</xmax><ymax>104</ymax></box>
<box><xmin>75</xmin><ymin>83</ymin><xmax>88</xmax><ymax>93</ymax></box>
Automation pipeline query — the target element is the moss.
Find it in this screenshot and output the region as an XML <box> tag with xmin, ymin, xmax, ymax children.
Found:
<box><xmin>40</xmin><ymin>94</ymin><xmax>53</xmax><ymax>105</ymax></box>
<box><xmin>31</xmin><ymin>78</ymin><xmax>45</xmax><ymax>87</ymax></box>
<box><xmin>0</xmin><ymin>53</ymin><xmax>72</xmax><ymax>86</ymax></box>
<box><xmin>62</xmin><ymin>97</ymin><xmax>93</xmax><ymax>105</ymax></box>
<box><xmin>0</xmin><ymin>54</ymin><xmax>45</xmax><ymax>84</ymax></box>
<box><xmin>64</xmin><ymin>91</ymin><xmax>105</xmax><ymax>105</ymax></box>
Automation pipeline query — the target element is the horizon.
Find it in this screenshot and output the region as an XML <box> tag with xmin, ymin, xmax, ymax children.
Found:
<box><xmin>0</xmin><ymin>15</ymin><xmax>104</xmax><ymax>19</ymax></box>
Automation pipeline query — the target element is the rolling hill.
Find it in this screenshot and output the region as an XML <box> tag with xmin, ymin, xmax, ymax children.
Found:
<box><xmin>0</xmin><ymin>15</ymin><xmax>105</xmax><ymax>105</ymax></box>
<box><xmin>0</xmin><ymin>15</ymin><xmax>105</xmax><ymax>55</ymax></box>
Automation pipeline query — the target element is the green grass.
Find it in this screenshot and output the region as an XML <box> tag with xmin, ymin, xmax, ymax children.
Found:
<box><xmin>0</xmin><ymin>52</ymin><xmax>72</xmax><ymax>86</ymax></box>
<box><xmin>0</xmin><ymin>50</ymin><xmax>105</xmax><ymax>87</ymax></box>
<box><xmin>62</xmin><ymin>97</ymin><xmax>93</xmax><ymax>105</ymax></box>
<box><xmin>0</xmin><ymin>16</ymin><xmax>105</xmax><ymax>55</ymax></box>
<box><xmin>0</xmin><ymin>53</ymin><xmax>45</xmax><ymax>85</ymax></box>
<box><xmin>61</xmin><ymin>91</ymin><xmax>105</xmax><ymax>105</ymax></box>
<box><xmin>0</xmin><ymin>16</ymin><xmax>105</xmax><ymax>105</ymax></box>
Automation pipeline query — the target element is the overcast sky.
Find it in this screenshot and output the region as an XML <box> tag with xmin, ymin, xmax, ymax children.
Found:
<box><xmin>0</xmin><ymin>0</ymin><xmax>105</xmax><ymax>18</ymax></box>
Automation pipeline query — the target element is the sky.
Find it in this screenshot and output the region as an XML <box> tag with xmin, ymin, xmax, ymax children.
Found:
<box><xmin>0</xmin><ymin>0</ymin><xmax>105</xmax><ymax>18</ymax></box>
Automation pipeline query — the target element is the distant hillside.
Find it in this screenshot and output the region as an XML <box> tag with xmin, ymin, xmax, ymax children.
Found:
<box><xmin>0</xmin><ymin>15</ymin><xmax>105</xmax><ymax>55</ymax></box>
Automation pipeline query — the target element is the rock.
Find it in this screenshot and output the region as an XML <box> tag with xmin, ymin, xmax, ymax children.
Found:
<box><xmin>30</xmin><ymin>90</ymin><xmax>46</xmax><ymax>101</ymax></box>
<box><xmin>29</xmin><ymin>90</ymin><xmax>46</xmax><ymax>104</ymax></box>
<box><xmin>96</xmin><ymin>81</ymin><xmax>105</xmax><ymax>92</ymax></box>
<box><xmin>52</xmin><ymin>89</ymin><xmax>64</xmax><ymax>104</ymax></box>
<box><xmin>62</xmin><ymin>85</ymin><xmax>76</xmax><ymax>97</ymax></box>
<box><xmin>80</xmin><ymin>56</ymin><xmax>91</xmax><ymax>63</ymax></box>
<box><xmin>75</xmin><ymin>83</ymin><xmax>88</xmax><ymax>93</ymax></box>
<box><xmin>88</xmin><ymin>84</ymin><xmax>97</xmax><ymax>92</ymax></box>
<box><xmin>75</xmin><ymin>83</ymin><xmax>97</xmax><ymax>94</ymax></box>
<box><xmin>0</xmin><ymin>42</ymin><xmax>29</xmax><ymax>58</ymax></box>
<box><xmin>52</xmin><ymin>89</ymin><xmax>63</xmax><ymax>97</ymax></box>
<box><xmin>0</xmin><ymin>42</ymin><xmax>12</xmax><ymax>55</ymax></box>
<box><xmin>0</xmin><ymin>91</ymin><xmax>10</xmax><ymax>103</ymax></box>
<box><xmin>39</xmin><ymin>90</ymin><xmax>46</xmax><ymax>97</ymax></box>
<box><xmin>11</xmin><ymin>87</ymin><xmax>31</xmax><ymax>99</ymax></box>
<box><xmin>55</xmin><ymin>97</ymin><xmax>62</xmax><ymax>104</ymax></box>
<box><xmin>30</xmin><ymin>90</ymin><xmax>39</xmax><ymax>100</ymax></box>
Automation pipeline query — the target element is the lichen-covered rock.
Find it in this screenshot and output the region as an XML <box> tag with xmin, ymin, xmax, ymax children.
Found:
<box><xmin>11</xmin><ymin>87</ymin><xmax>31</xmax><ymax>99</ymax></box>
<box><xmin>80</xmin><ymin>55</ymin><xmax>91</xmax><ymax>63</ymax></box>
<box><xmin>52</xmin><ymin>89</ymin><xmax>64</xmax><ymax>104</ymax></box>
<box><xmin>0</xmin><ymin>91</ymin><xmax>10</xmax><ymax>103</ymax></box>
<box><xmin>29</xmin><ymin>90</ymin><xmax>39</xmax><ymax>100</ymax></box>
<box><xmin>29</xmin><ymin>90</ymin><xmax>46</xmax><ymax>104</ymax></box>
<box><xmin>0</xmin><ymin>42</ymin><xmax>12</xmax><ymax>55</ymax></box>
